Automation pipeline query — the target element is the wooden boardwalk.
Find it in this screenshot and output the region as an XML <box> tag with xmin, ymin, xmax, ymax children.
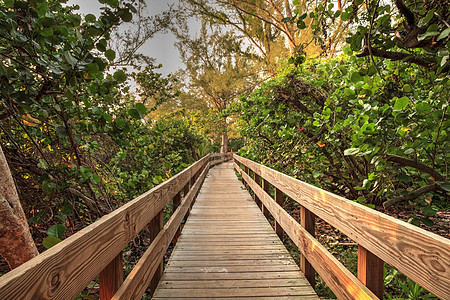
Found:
<box><xmin>153</xmin><ymin>162</ymin><xmax>318</xmax><ymax>299</ymax></box>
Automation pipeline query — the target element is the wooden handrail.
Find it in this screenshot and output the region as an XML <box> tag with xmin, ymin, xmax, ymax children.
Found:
<box><xmin>0</xmin><ymin>154</ymin><xmax>211</xmax><ymax>300</ymax></box>
<box><xmin>234</xmin><ymin>155</ymin><xmax>450</xmax><ymax>300</ymax></box>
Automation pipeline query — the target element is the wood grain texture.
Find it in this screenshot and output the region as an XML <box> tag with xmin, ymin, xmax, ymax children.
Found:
<box><xmin>111</xmin><ymin>162</ymin><xmax>210</xmax><ymax>300</ymax></box>
<box><xmin>236</xmin><ymin>163</ymin><xmax>378</xmax><ymax>300</ymax></box>
<box><xmin>0</xmin><ymin>155</ymin><xmax>210</xmax><ymax>300</ymax></box>
<box><xmin>234</xmin><ymin>155</ymin><xmax>450</xmax><ymax>299</ymax></box>
<box><xmin>153</xmin><ymin>162</ymin><xmax>318</xmax><ymax>299</ymax></box>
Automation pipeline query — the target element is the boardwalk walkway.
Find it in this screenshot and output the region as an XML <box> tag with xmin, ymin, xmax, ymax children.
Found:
<box><xmin>153</xmin><ymin>162</ymin><xmax>318</xmax><ymax>299</ymax></box>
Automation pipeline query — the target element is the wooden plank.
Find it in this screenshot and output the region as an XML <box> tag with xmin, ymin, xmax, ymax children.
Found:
<box><xmin>153</xmin><ymin>286</ymin><xmax>317</xmax><ymax>298</ymax></box>
<box><xmin>99</xmin><ymin>252</ymin><xmax>123</xmax><ymax>300</ymax></box>
<box><xmin>358</xmin><ymin>246</ymin><xmax>384</xmax><ymax>299</ymax></box>
<box><xmin>0</xmin><ymin>155</ymin><xmax>210</xmax><ymax>300</ymax></box>
<box><xmin>161</xmin><ymin>271</ymin><xmax>308</xmax><ymax>281</ymax></box>
<box><xmin>164</xmin><ymin>265</ymin><xmax>300</xmax><ymax>273</ymax></box>
<box><xmin>236</xmin><ymin>164</ymin><xmax>378</xmax><ymax>300</ymax></box>
<box><xmin>111</xmin><ymin>162</ymin><xmax>210</xmax><ymax>300</ymax></box>
<box><xmin>152</xmin><ymin>296</ymin><xmax>319</xmax><ymax>300</ymax></box>
<box><xmin>235</xmin><ymin>155</ymin><xmax>450</xmax><ymax>299</ymax></box>
<box><xmin>157</xmin><ymin>278</ymin><xmax>307</xmax><ymax>288</ymax></box>
<box><xmin>166</xmin><ymin>259</ymin><xmax>297</xmax><ymax>267</ymax></box>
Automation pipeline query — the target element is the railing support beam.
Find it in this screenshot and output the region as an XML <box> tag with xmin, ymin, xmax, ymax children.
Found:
<box><xmin>358</xmin><ymin>246</ymin><xmax>384</xmax><ymax>299</ymax></box>
<box><xmin>99</xmin><ymin>252</ymin><xmax>123</xmax><ymax>300</ymax></box>
<box><xmin>300</xmin><ymin>205</ymin><xmax>315</xmax><ymax>287</ymax></box>
<box><xmin>172</xmin><ymin>192</ymin><xmax>182</xmax><ymax>245</ymax></box>
<box><xmin>149</xmin><ymin>210</ymin><xmax>163</xmax><ymax>295</ymax></box>
<box><xmin>261</xmin><ymin>179</ymin><xmax>270</xmax><ymax>218</ymax></box>
<box><xmin>254</xmin><ymin>173</ymin><xmax>261</xmax><ymax>209</ymax></box>
<box><xmin>274</xmin><ymin>188</ymin><xmax>284</xmax><ymax>239</ymax></box>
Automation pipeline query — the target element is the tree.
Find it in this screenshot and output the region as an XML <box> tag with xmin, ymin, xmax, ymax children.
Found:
<box><xmin>175</xmin><ymin>23</ymin><xmax>257</xmax><ymax>152</ymax></box>
<box><xmin>0</xmin><ymin>145</ymin><xmax>38</xmax><ymax>269</ymax></box>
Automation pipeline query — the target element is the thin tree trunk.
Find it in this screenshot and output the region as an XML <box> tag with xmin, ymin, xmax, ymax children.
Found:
<box><xmin>220</xmin><ymin>132</ymin><xmax>228</xmax><ymax>153</ymax></box>
<box><xmin>0</xmin><ymin>145</ymin><xmax>38</xmax><ymax>269</ymax></box>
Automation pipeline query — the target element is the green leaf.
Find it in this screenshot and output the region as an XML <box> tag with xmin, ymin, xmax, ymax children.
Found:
<box><xmin>394</xmin><ymin>96</ymin><xmax>409</xmax><ymax>110</ymax></box>
<box><xmin>120</xmin><ymin>10</ymin><xmax>133</xmax><ymax>22</ymax></box>
<box><xmin>135</xmin><ymin>103</ymin><xmax>147</xmax><ymax>115</ymax></box>
<box><xmin>96</xmin><ymin>39</ymin><xmax>107</xmax><ymax>52</ymax></box>
<box><xmin>436</xmin><ymin>181</ymin><xmax>450</xmax><ymax>192</ymax></box>
<box><xmin>4</xmin><ymin>0</ymin><xmax>14</xmax><ymax>7</ymax></box>
<box><xmin>42</xmin><ymin>181</ymin><xmax>56</xmax><ymax>194</ymax></box>
<box><xmin>128</xmin><ymin>108</ymin><xmax>141</xmax><ymax>120</ymax></box>
<box><xmin>105</xmin><ymin>49</ymin><xmax>116</xmax><ymax>61</ymax></box>
<box><xmin>56</xmin><ymin>125</ymin><xmax>68</xmax><ymax>138</ymax></box>
<box><xmin>85</xmin><ymin>14</ymin><xmax>96</xmax><ymax>23</ymax></box>
<box><xmin>114</xmin><ymin>118</ymin><xmax>125</xmax><ymax>129</ymax></box>
<box><xmin>107</xmin><ymin>0</ymin><xmax>119</xmax><ymax>8</ymax></box>
<box><xmin>64</xmin><ymin>51</ymin><xmax>77</xmax><ymax>67</ymax></box>
<box><xmin>415</xmin><ymin>102</ymin><xmax>432</xmax><ymax>114</ymax></box>
<box><xmin>422</xmin><ymin>206</ymin><xmax>437</xmax><ymax>217</ymax></box>
<box><xmin>420</xmin><ymin>217</ymin><xmax>434</xmax><ymax>226</ymax></box>
<box><xmin>344</xmin><ymin>148</ymin><xmax>360</xmax><ymax>156</ymax></box>
<box><xmin>47</xmin><ymin>224</ymin><xmax>66</xmax><ymax>238</ymax></box>
<box><xmin>350</xmin><ymin>72</ymin><xmax>363</xmax><ymax>83</ymax></box>
<box><xmin>312</xmin><ymin>170</ymin><xmax>320</xmax><ymax>178</ymax></box>
<box><xmin>437</xmin><ymin>27</ymin><xmax>450</xmax><ymax>41</ymax></box>
<box><xmin>61</xmin><ymin>203</ymin><xmax>74</xmax><ymax>216</ymax></box>
<box><xmin>40</xmin><ymin>28</ymin><xmax>53</xmax><ymax>37</ymax></box>
<box><xmin>343</xmin><ymin>45</ymin><xmax>353</xmax><ymax>55</ymax></box>
<box><xmin>113</xmin><ymin>70</ymin><xmax>127</xmax><ymax>83</ymax></box>
<box><xmin>43</xmin><ymin>236</ymin><xmax>62</xmax><ymax>249</ymax></box>
<box><xmin>91</xmin><ymin>174</ymin><xmax>101</xmax><ymax>184</ymax></box>
<box><xmin>403</xmin><ymin>84</ymin><xmax>412</xmax><ymax>93</ymax></box>
<box><xmin>418</xmin><ymin>31</ymin><xmax>439</xmax><ymax>41</ymax></box>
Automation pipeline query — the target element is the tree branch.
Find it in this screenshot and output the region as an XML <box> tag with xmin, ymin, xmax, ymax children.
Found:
<box><xmin>383</xmin><ymin>184</ymin><xmax>438</xmax><ymax>208</ymax></box>
<box><xmin>356</xmin><ymin>46</ymin><xmax>433</xmax><ymax>68</ymax></box>
<box><xmin>386</xmin><ymin>154</ymin><xmax>448</xmax><ymax>182</ymax></box>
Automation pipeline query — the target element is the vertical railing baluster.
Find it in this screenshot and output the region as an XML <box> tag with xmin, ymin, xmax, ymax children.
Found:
<box><xmin>261</xmin><ymin>179</ymin><xmax>270</xmax><ymax>219</ymax></box>
<box><xmin>172</xmin><ymin>191</ymin><xmax>182</xmax><ymax>245</ymax></box>
<box><xmin>300</xmin><ymin>205</ymin><xmax>316</xmax><ymax>287</ymax></box>
<box><xmin>274</xmin><ymin>188</ymin><xmax>284</xmax><ymax>239</ymax></box>
<box><xmin>149</xmin><ymin>210</ymin><xmax>163</xmax><ymax>295</ymax></box>
<box><xmin>358</xmin><ymin>246</ymin><xmax>384</xmax><ymax>299</ymax></box>
<box><xmin>99</xmin><ymin>252</ymin><xmax>123</xmax><ymax>300</ymax></box>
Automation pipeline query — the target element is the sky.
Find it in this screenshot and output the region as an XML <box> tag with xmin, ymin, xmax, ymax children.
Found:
<box><xmin>66</xmin><ymin>0</ymin><xmax>195</xmax><ymax>75</ymax></box>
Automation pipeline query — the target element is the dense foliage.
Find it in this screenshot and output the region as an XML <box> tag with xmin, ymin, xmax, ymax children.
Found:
<box><xmin>236</xmin><ymin>52</ymin><xmax>449</xmax><ymax>224</ymax></box>
<box><xmin>0</xmin><ymin>0</ymin><xmax>206</xmax><ymax>253</ymax></box>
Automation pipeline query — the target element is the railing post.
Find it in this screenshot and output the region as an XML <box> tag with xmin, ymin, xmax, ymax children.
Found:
<box><xmin>99</xmin><ymin>252</ymin><xmax>123</xmax><ymax>300</ymax></box>
<box><xmin>253</xmin><ymin>173</ymin><xmax>262</xmax><ymax>209</ymax></box>
<box><xmin>274</xmin><ymin>188</ymin><xmax>284</xmax><ymax>239</ymax></box>
<box><xmin>358</xmin><ymin>246</ymin><xmax>384</xmax><ymax>299</ymax></box>
<box><xmin>172</xmin><ymin>191</ymin><xmax>182</xmax><ymax>245</ymax></box>
<box><xmin>149</xmin><ymin>210</ymin><xmax>163</xmax><ymax>295</ymax></box>
<box><xmin>243</xmin><ymin>166</ymin><xmax>249</xmax><ymax>187</ymax></box>
<box><xmin>261</xmin><ymin>179</ymin><xmax>270</xmax><ymax>218</ymax></box>
<box><xmin>300</xmin><ymin>206</ymin><xmax>316</xmax><ymax>287</ymax></box>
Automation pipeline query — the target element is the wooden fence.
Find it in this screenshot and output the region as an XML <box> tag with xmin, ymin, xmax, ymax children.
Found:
<box><xmin>0</xmin><ymin>153</ymin><xmax>231</xmax><ymax>300</ymax></box>
<box><xmin>234</xmin><ymin>155</ymin><xmax>450</xmax><ymax>300</ymax></box>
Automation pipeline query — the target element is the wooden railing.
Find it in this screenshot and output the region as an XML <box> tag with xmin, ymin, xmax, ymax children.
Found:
<box><xmin>0</xmin><ymin>153</ymin><xmax>228</xmax><ymax>300</ymax></box>
<box><xmin>234</xmin><ymin>155</ymin><xmax>450</xmax><ymax>300</ymax></box>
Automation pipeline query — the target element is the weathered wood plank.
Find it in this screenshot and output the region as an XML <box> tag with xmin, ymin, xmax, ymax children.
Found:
<box><xmin>358</xmin><ymin>246</ymin><xmax>384</xmax><ymax>299</ymax></box>
<box><xmin>235</xmin><ymin>155</ymin><xmax>450</xmax><ymax>299</ymax></box>
<box><xmin>156</xmin><ymin>278</ymin><xmax>307</xmax><ymax>288</ymax></box>
<box><xmin>154</xmin><ymin>286</ymin><xmax>317</xmax><ymax>298</ymax></box>
<box><xmin>236</xmin><ymin>163</ymin><xmax>378</xmax><ymax>300</ymax></box>
<box><xmin>0</xmin><ymin>155</ymin><xmax>209</xmax><ymax>300</ymax></box>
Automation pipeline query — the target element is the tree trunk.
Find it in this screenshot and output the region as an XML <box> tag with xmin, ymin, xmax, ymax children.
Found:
<box><xmin>0</xmin><ymin>145</ymin><xmax>38</xmax><ymax>269</ymax></box>
<box><xmin>220</xmin><ymin>132</ymin><xmax>228</xmax><ymax>153</ymax></box>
